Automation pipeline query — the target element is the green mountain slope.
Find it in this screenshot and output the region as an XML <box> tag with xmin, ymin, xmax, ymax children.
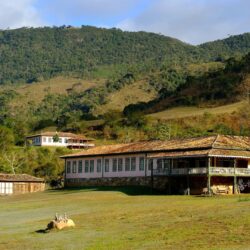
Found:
<box><xmin>200</xmin><ymin>33</ymin><xmax>250</xmax><ymax>60</ymax></box>
<box><xmin>1</xmin><ymin>27</ymin><xmax>250</xmax><ymax>84</ymax></box>
<box><xmin>0</xmin><ymin>26</ymin><xmax>197</xmax><ymax>84</ymax></box>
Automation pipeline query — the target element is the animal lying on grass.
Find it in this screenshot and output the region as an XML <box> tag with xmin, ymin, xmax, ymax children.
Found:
<box><xmin>36</xmin><ymin>213</ymin><xmax>75</xmax><ymax>233</ymax></box>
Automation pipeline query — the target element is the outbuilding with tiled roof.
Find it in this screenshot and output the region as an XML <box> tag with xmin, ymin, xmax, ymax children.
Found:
<box><xmin>0</xmin><ymin>174</ymin><xmax>45</xmax><ymax>195</ymax></box>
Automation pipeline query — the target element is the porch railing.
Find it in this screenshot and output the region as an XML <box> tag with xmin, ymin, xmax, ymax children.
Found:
<box><xmin>153</xmin><ymin>168</ymin><xmax>169</xmax><ymax>176</ymax></box>
<box><xmin>235</xmin><ymin>168</ymin><xmax>250</xmax><ymax>175</ymax></box>
<box><xmin>188</xmin><ymin>167</ymin><xmax>207</xmax><ymax>174</ymax></box>
<box><xmin>171</xmin><ymin>168</ymin><xmax>188</xmax><ymax>175</ymax></box>
<box><xmin>210</xmin><ymin>167</ymin><xmax>235</xmax><ymax>175</ymax></box>
<box><xmin>152</xmin><ymin>167</ymin><xmax>250</xmax><ymax>176</ymax></box>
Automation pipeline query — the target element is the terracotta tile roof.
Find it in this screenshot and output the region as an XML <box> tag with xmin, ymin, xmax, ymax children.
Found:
<box><xmin>61</xmin><ymin>135</ymin><xmax>250</xmax><ymax>159</ymax></box>
<box><xmin>26</xmin><ymin>132</ymin><xmax>94</xmax><ymax>141</ymax></box>
<box><xmin>0</xmin><ymin>174</ymin><xmax>44</xmax><ymax>182</ymax></box>
<box><xmin>62</xmin><ymin>135</ymin><xmax>250</xmax><ymax>158</ymax></box>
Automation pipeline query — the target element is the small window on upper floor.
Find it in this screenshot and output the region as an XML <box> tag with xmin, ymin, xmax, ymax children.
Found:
<box><xmin>105</xmin><ymin>159</ymin><xmax>109</xmax><ymax>172</ymax></box>
<box><xmin>131</xmin><ymin>157</ymin><xmax>136</xmax><ymax>171</ymax></box>
<box><xmin>112</xmin><ymin>158</ymin><xmax>117</xmax><ymax>172</ymax></box>
<box><xmin>85</xmin><ymin>160</ymin><xmax>89</xmax><ymax>173</ymax></box>
<box><xmin>72</xmin><ymin>161</ymin><xmax>77</xmax><ymax>173</ymax></box>
<box><xmin>78</xmin><ymin>160</ymin><xmax>83</xmax><ymax>173</ymax></box>
<box><xmin>66</xmin><ymin>161</ymin><xmax>71</xmax><ymax>174</ymax></box>
<box><xmin>139</xmin><ymin>157</ymin><xmax>144</xmax><ymax>171</ymax></box>
<box><xmin>118</xmin><ymin>158</ymin><xmax>123</xmax><ymax>172</ymax></box>
<box><xmin>125</xmin><ymin>158</ymin><xmax>130</xmax><ymax>171</ymax></box>
<box><xmin>90</xmin><ymin>160</ymin><xmax>94</xmax><ymax>173</ymax></box>
<box><xmin>97</xmin><ymin>159</ymin><xmax>102</xmax><ymax>172</ymax></box>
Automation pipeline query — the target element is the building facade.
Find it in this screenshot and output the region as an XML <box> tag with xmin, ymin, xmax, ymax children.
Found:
<box><xmin>62</xmin><ymin>135</ymin><xmax>250</xmax><ymax>195</ymax></box>
<box><xmin>26</xmin><ymin>132</ymin><xmax>95</xmax><ymax>149</ymax></box>
<box><xmin>0</xmin><ymin>174</ymin><xmax>45</xmax><ymax>195</ymax></box>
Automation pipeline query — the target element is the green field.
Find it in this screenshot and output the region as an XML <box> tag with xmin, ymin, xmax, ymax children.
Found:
<box><xmin>0</xmin><ymin>188</ymin><xmax>250</xmax><ymax>250</ymax></box>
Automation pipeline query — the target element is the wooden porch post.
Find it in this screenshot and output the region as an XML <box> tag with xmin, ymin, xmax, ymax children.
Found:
<box><xmin>168</xmin><ymin>158</ymin><xmax>173</xmax><ymax>195</ymax></box>
<box><xmin>207</xmin><ymin>157</ymin><xmax>211</xmax><ymax>195</ymax></box>
<box><xmin>233</xmin><ymin>158</ymin><xmax>237</xmax><ymax>194</ymax></box>
<box><xmin>151</xmin><ymin>159</ymin><xmax>154</xmax><ymax>194</ymax></box>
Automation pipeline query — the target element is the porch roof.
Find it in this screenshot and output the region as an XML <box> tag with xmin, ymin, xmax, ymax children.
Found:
<box><xmin>209</xmin><ymin>149</ymin><xmax>250</xmax><ymax>159</ymax></box>
<box><xmin>148</xmin><ymin>148</ymin><xmax>250</xmax><ymax>159</ymax></box>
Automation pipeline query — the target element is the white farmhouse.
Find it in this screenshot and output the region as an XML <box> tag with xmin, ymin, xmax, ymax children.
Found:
<box><xmin>61</xmin><ymin>135</ymin><xmax>250</xmax><ymax>195</ymax></box>
<box><xmin>26</xmin><ymin>132</ymin><xmax>95</xmax><ymax>149</ymax></box>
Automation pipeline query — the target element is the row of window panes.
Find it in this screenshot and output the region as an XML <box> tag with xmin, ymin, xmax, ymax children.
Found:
<box><xmin>66</xmin><ymin>157</ymin><xmax>146</xmax><ymax>174</ymax></box>
<box><xmin>33</xmin><ymin>137</ymin><xmax>41</xmax><ymax>144</ymax></box>
<box><xmin>42</xmin><ymin>137</ymin><xmax>68</xmax><ymax>143</ymax></box>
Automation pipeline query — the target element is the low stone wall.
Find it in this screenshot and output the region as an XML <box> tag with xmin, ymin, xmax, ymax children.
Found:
<box><xmin>65</xmin><ymin>176</ymin><xmax>169</xmax><ymax>191</ymax></box>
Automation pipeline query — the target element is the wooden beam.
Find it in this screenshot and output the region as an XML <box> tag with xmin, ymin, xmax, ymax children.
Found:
<box><xmin>207</xmin><ymin>157</ymin><xmax>211</xmax><ymax>195</ymax></box>
<box><xmin>233</xmin><ymin>158</ymin><xmax>237</xmax><ymax>194</ymax></box>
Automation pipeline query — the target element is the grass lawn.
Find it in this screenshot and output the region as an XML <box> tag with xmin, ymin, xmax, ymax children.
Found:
<box><xmin>0</xmin><ymin>188</ymin><xmax>249</xmax><ymax>250</ymax></box>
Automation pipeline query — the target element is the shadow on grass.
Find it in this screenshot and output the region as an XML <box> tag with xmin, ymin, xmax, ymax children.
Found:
<box><xmin>46</xmin><ymin>186</ymin><xmax>166</xmax><ymax>196</ymax></box>
<box><xmin>35</xmin><ymin>229</ymin><xmax>49</xmax><ymax>234</ymax></box>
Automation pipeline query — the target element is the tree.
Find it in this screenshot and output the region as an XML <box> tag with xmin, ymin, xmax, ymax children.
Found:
<box><xmin>0</xmin><ymin>126</ymin><xmax>14</xmax><ymax>151</ymax></box>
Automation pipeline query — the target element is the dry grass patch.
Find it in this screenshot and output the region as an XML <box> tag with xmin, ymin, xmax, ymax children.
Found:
<box><xmin>148</xmin><ymin>101</ymin><xmax>247</xmax><ymax>120</ymax></box>
<box><xmin>95</xmin><ymin>80</ymin><xmax>157</xmax><ymax>114</ymax></box>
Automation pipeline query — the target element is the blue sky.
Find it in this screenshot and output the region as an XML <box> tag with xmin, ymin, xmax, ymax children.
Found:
<box><xmin>0</xmin><ymin>0</ymin><xmax>250</xmax><ymax>44</ymax></box>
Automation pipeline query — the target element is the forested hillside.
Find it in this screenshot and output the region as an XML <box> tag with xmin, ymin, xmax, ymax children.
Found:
<box><xmin>0</xmin><ymin>26</ymin><xmax>194</xmax><ymax>84</ymax></box>
<box><xmin>0</xmin><ymin>26</ymin><xmax>250</xmax><ymax>84</ymax></box>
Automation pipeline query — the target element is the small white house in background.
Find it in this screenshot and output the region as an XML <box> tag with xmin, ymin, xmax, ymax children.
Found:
<box><xmin>26</xmin><ymin>132</ymin><xmax>95</xmax><ymax>149</ymax></box>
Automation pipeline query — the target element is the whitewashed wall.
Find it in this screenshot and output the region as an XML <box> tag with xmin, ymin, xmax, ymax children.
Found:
<box><xmin>65</xmin><ymin>154</ymin><xmax>157</xmax><ymax>179</ymax></box>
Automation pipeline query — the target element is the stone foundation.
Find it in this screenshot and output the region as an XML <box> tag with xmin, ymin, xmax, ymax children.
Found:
<box><xmin>65</xmin><ymin>176</ymin><xmax>169</xmax><ymax>191</ymax></box>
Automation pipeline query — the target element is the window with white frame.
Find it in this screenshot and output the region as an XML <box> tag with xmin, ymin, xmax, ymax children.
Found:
<box><xmin>112</xmin><ymin>158</ymin><xmax>117</xmax><ymax>172</ymax></box>
<box><xmin>72</xmin><ymin>161</ymin><xmax>77</xmax><ymax>173</ymax></box>
<box><xmin>97</xmin><ymin>159</ymin><xmax>102</xmax><ymax>172</ymax></box>
<box><xmin>43</xmin><ymin>137</ymin><xmax>47</xmax><ymax>143</ymax></box>
<box><xmin>85</xmin><ymin>160</ymin><xmax>89</xmax><ymax>173</ymax></box>
<box><xmin>139</xmin><ymin>157</ymin><xmax>145</xmax><ymax>171</ymax></box>
<box><xmin>59</xmin><ymin>138</ymin><xmax>62</xmax><ymax>143</ymax></box>
<box><xmin>78</xmin><ymin>160</ymin><xmax>83</xmax><ymax>173</ymax></box>
<box><xmin>131</xmin><ymin>157</ymin><xmax>136</xmax><ymax>171</ymax></box>
<box><xmin>118</xmin><ymin>158</ymin><xmax>123</xmax><ymax>172</ymax></box>
<box><xmin>3</xmin><ymin>183</ymin><xmax>13</xmax><ymax>194</ymax></box>
<box><xmin>90</xmin><ymin>160</ymin><xmax>94</xmax><ymax>173</ymax></box>
<box><xmin>48</xmin><ymin>137</ymin><xmax>52</xmax><ymax>143</ymax></box>
<box><xmin>105</xmin><ymin>159</ymin><xmax>109</xmax><ymax>172</ymax></box>
<box><xmin>125</xmin><ymin>158</ymin><xmax>130</xmax><ymax>171</ymax></box>
<box><xmin>66</xmin><ymin>161</ymin><xmax>71</xmax><ymax>173</ymax></box>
